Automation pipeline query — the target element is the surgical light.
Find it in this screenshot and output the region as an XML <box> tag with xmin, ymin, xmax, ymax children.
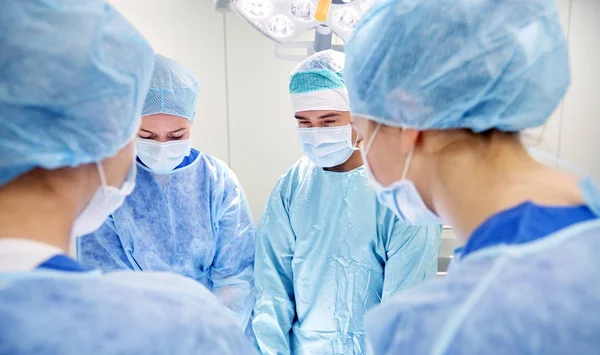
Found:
<box><xmin>242</xmin><ymin>0</ymin><xmax>271</xmax><ymax>18</ymax></box>
<box><xmin>290</xmin><ymin>0</ymin><xmax>315</xmax><ymax>21</ymax></box>
<box><xmin>268</xmin><ymin>15</ymin><xmax>296</xmax><ymax>38</ymax></box>
<box><xmin>334</xmin><ymin>7</ymin><xmax>358</xmax><ymax>30</ymax></box>
<box><xmin>361</xmin><ymin>0</ymin><xmax>374</xmax><ymax>12</ymax></box>
<box><xmin>232</xmin><ymin>0</ymin><xmax>372</xmax><ymax>61</ymax></box>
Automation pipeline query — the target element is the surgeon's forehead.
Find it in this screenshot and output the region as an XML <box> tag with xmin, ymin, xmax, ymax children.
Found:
<box><xmin>140</xmin><ymin>114</ymin><xmax>190</xmax><ymax>131</ymax></box>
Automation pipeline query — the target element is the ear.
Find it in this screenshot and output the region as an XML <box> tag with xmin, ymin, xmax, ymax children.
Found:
<box><xmin>400</xmin><ymin>129</ymin><xmax>420</xmax><ymax>154</ymax></box>
<box><xmin>351</xmin><ymin>116</ymin><xmax>377</xmax><ymax>144</ymax></box>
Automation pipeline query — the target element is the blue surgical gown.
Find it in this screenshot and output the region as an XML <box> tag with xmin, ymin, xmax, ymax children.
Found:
<box><xmin>366</xmin><ymin>195</ymin><xmax>600</xmax><ymax>355</ymax></box>
<box><xmin>0</xmin><ymin>256</ymin><xmax>254</xmax><ymax>354</ymax></box>
<box><xmin>253</xmin><ymin>157</ymin><xmax>442</xmax><ymax>354</ymax></box>
<box><xmin>77</xmin><ymin>149</ymin><xmax>255</xmax><ymax>329</ymax></box>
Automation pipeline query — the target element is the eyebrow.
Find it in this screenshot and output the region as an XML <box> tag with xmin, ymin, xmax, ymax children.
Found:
<box><xmin>139</xmin><ymin>128</ymin><xmax>188</xmax><ymax>134</ymax></box>
<box><xmin>294</xmin><ymin>112</ymin><xmax>342</xmax><ymax>120</ymax></box>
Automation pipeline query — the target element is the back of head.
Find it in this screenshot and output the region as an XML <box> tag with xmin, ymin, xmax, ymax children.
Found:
<box><xmin>142</xmin><ymin>54</ymin><xmax>200</xmax><ymax>123</ymax></box>
<box><xmin>344</xmin><ymin>0</ymin><xmax>570</xmax><ymax>132</ymax></box>
<box><xmin>289</xmin><ymin>49</ymin><xmax>349</xmax><ymax>112</ymax></box>
<box><xmin>0</xmin><ymin>0</ymin><xmax>155</xmax><ymax>187</ymax></box>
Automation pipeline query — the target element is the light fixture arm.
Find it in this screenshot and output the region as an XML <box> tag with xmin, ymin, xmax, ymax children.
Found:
<box><xmin>229</xmin><ymin>0</ymin><xmax>361</xmax><ymax>61</ymax></box>
<box><xmin>314</xmin><ymin>25</ymin><xmax>333</xmax><ymax>52</ymax></box>
<box><xmin>214</xmin><ymin>0</ymin><xmax>233</xmax><ymax>12</ymax></box>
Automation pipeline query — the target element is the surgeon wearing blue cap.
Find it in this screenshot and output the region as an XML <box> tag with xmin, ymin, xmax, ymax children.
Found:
<box><xmin>344</xmin><ymin>0</ymin><xmax>600</xmax><ymax>354</ymax></box>
<box><xmin>0</xmin><ymin>1</ymin><xmax>253</xmax><ymax>354</ymax></box>
<box><xmin>78</xmin><ymin>54</ymin><xmax>256</xmax><ymax>331</ymax></box>
<box><xmin>252</xmin><ymin>49</ymin><xmax>442</xmax><ymax>355</ymax></box>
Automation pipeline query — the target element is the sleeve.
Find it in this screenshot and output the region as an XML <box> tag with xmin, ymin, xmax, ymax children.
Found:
<box><xmin>210</xmin><ymin>167</ymin><xmax>256</xmax><ymax>331</ymax></box>
<box><xmin>381</xmin><ymin>220</ymin><xmax>442</xmax><ymax>300</ymax></box>
<box><xmin>76</xmin><ymin>216</ymin><xmax>136</xmax><ymax>271</ymax></box>
<box><xmin>252</xmin><ymin>183</ymin><xmax>296</xmax><ymax>355</ymax></box>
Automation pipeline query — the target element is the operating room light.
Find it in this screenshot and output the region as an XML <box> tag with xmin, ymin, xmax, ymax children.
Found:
<box><xmin>290</xmin><ymin>0</ymin><xmax>315</xmax><ymax>21</ymax></box>
<box><xmin>267</xmin><ymin>15</ymin><xmax>296</xmax><ymax>38</ymax></box>
<box><xmin>361</xmin><ymin>0</ymin><xmax>374</xmax><ymax>12</ymax></box>
<box><xmin>334</xmin><ymin>7</ymin><xmax>358</xmax><ymax>30</ymax></box>
<box><xmin>232</xmin><ymin>0</ymin><xmax>373</xmax><ymax>60</ymax></box>
<box><xmin>242</xmin><ymin>0</ymin><xmax>270</xmax><ymax>17</ymax></box>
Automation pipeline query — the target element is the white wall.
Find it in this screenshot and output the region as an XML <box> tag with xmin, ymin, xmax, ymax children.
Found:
<box><xmin>111</xmin><ymin>0</ymin><xmax>600</xmax><ymax>224</ymax></box>
<box><xmin>560</xmin><ymin>0</ymin><xmax>600</xmax><ymax>180</ymax></box>
<box><xmin>224</xmin><ymin>13</ymin><xmax>304</xmax><ymax>220</ymax></box>
<box><xmin>527</xmin><ymin>0</ymin><xmax>600</xmax><ymax>181</ymax></box>
<box><xmin>109</xmin><ymin>0</ymin><xmax>231</xmax><ymax>162</ymax></box>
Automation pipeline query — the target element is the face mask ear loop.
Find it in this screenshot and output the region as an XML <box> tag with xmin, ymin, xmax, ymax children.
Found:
<box><xmin>96</xmin><ymin>162</ymin><xmax>108</xmax><ymax>188</ymax></box>
<box><xmin>365</xmin><ymin>123</ymin><xmax>382</xmax><ymax>157</ymax></box>
<box><xmin>351</xmin><ymin>126</ymin><xmax>361</xmax><ymax>150</ymax></box>
<box><xmin>401</xmin><ymin>145</ymin><xmax>415</xmax><ymax>181</ymax></box>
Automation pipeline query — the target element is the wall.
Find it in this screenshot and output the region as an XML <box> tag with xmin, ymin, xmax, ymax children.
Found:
<box><xmin>110</xmin><ymin>0</ymin><xmax>600</xmax><ymax>224</ymax></box>
<box><xmin>224</xmin><ymin>14</ymin><xmax>305</xmax><ymax>220</ymax></box>
<box><xmin>560</xmin><ymin>0</ymin><xmax>600</xmax><ymax>180</ymax></box>
<box><xmin>109</xmin><ymin>0</ymin><xmax>231</xmax><ymax>162</ymax></box>
<box><xmin>527</xmin><ymin>0</ymin><xmax>600</xmax><ymax>182</ymax></box>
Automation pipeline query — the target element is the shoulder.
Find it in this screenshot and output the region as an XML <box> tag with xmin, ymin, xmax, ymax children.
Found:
<box><xmin>287</xmin><ymin>156</ymin><xmax>316</xmax><ymax>176</ymax></box>
<box><xmin>273</xmin><ymin>157</ymin><xmax>317</xmax><ymax>193</ymax></box>
<box><xmin>193</xmin><ymin>151</ymin><xmax>242</xmax><ymax>184</ymax></box>
<box><xmin>367</xmin><ymin>245</ymin><xmax>600</xmax><ymax>355</ymax></box>
<box><xmin>366</xmin><ymin>276</ymin><xmax>470</xmax><ymax>355</ymax></box>
<box><xmin>105</xmin><ymin>270</ymin><xmax>217</xmax><ymax>298</ymax></box>
<box><xmin>0</xmin><ymin>271</ymin><xmax>252</xmax><ymax>354</ymax></box>
<box><xmin>194</xmin><ymin>150</ymin><xmax>227</xmax><ymax>173</ymax></box>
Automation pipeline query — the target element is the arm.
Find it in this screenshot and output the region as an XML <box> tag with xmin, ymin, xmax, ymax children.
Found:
<box><xmin>381</xmin><ymin>220</ymin><xmax>442</xmax><ymax>300</ymax></box>
<box><xmin>252</xmin><ymin>185</ymin><xmax>296</xmax><ymax>355</ymax></box>
<box><xmin>76</xmin><ymin>216</ymin><xmax>136</xmax><ymax>271</ymax></box>
<box><xmin>210</xmin><ymin>168</ymin><xmax>256</xmax><ymax>331</ymax></box>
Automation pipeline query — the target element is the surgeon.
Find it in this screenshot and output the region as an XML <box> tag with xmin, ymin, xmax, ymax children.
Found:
<box><xmin>77</xmin><ymin>54</ymin><xmax>255</xmax><ymax>330</ymax></box>
<box><xmin>344</xmin><ymin>0</ymin><xmax>600</xmax><ymax>354</ymax></box>
<box><xmin>252</xmin><ymin>50</ymin><xmax>442</xmax><ymax>355</ymax></box>
<box><xmin>0</xmin><ymin>1</ymin><xmax>253</xmax><ymax>354</ymax></box>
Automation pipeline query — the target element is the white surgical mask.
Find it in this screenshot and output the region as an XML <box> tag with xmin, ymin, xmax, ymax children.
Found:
<box><xmin>298</xmin><ymin>124</ymin><xmax>358</xmax><ymax>168</ymax></box>
<box><xmin>362</xmin><ymin>124</ymin><xmax>443</xmax><ymax>226</ymax></box>
<box><xmin>72</xmin><ymin>159</ymin><xmax>136</xmax><ymax>238</ymax></box>
<box><xmin>136</xmin><ymin>138</ymin><xmax>192</xmax><ymax>174</ymax></box>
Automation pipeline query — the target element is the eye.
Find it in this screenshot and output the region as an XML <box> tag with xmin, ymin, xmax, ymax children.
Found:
<box><xmin>298</xmin><ymin>120</ymin><xmax>311</xmax><ymax>127</ymax></box>
<box><xmin>169</xmin><ymin>135</ymin><xmax>184</xmax><ymax>140</ymax></box>
<box><xmin>138</xmin><ymin>133</ymin><xmax>153</xmax><ymax>139</ymax></box>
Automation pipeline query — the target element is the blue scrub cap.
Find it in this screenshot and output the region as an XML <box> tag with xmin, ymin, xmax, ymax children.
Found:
<box><xmin>344</xmin><ymin>0</ymin><xmax>570</xmax><ymax>132</ymax></box>
<box><xmin>0</xmin><ymin>0</ymin><xmax>155</xmax><ymax>188</ymax></box>
<box><xmin>142</xmin><ymin>54</ymin><xmax>200</xmax><ymax>123</ymax></box>
<box><xmin>289</xmin><ymin>50</ymin><xmax>349</xmax><ymax>112</ymax></box>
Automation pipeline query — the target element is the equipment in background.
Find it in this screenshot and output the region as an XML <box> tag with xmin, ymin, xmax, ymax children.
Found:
<box><xmin>225</xmin><ymin>0</ymin><xmax>373</xmax><ymax>61</ymax></box>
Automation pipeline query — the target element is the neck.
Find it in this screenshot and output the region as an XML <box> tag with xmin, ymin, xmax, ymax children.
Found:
<box><xmin>0</xmin><ymin>175</ymin><xmax>78</xmax><ymax>252</ymax></box>
<box><xmin>431</xmin><ymin>143</ymin><xmax>584</xmax><ymax>243</ymax></box>
<box><xmin>325</xmin><ymin>149</ymin><xmax>363</xmax><ymax>173</ymax></box>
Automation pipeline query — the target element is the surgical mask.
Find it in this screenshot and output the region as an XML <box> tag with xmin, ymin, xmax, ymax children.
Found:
<box><xmin>362</xmin><ymin>124</ymin><xmax>443</xmax><ymax>226</ymax></box>
<box><xmin>136</xmin><ymin>138</ymin><xmax>192</xmax><ymax>174</ymax></box>
<box><xmin>72</xmin><ymin>159</ymin><xmax>136</xmax><ymax>238</ymax></box>
<box><xmin>297</xmin><ymin>124</ymin><xmax>358</xmax><ymax>168</ymax></box>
